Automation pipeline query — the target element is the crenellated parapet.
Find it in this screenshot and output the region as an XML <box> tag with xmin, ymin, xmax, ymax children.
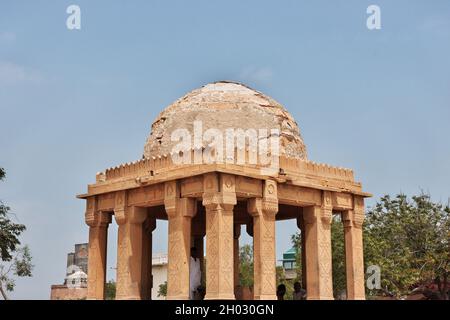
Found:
<box><xmin>83</xmin><ymin>148</ymin><xmax>366</xmax><ymax>201</ymax></box>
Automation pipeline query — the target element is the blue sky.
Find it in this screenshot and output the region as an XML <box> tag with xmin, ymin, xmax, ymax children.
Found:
<box><xmin>0</xmin><ymin>1</ymin><xmax>449</xmax><ymax>299</ymax></box>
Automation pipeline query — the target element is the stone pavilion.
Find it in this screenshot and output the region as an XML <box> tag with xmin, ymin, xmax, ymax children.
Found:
<box><xmin>78</xmin><ymin>81</ymin><xmax>370</xmax><ymax>300</ymax></box>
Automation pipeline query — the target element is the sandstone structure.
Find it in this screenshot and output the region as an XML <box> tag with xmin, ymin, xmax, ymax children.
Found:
<box><xmin>78</xmin><ymin>81</ymin><xmax>370</xmax><ymax>300</ymax></box>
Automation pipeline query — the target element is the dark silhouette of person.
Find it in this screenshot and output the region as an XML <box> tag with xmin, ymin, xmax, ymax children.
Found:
<box><xmin>276</xmin><ymin>284</ymin><xmax>286</xmax><ymax>300</ymax></box>
<box><xmin>293</xmin><ymin>281</ymin><xmax>306</xmax><ymax>300</ymax></box>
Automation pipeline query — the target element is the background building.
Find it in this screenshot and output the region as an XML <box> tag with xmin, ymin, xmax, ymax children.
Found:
<box><xmin>281</xmin><ymin>247</ymin><xmax>297</xmax><ymax>280</ymax></box>
<box><xmin>151</xmin><ymin>253</ymin><xmax>168</xmax><ymax>300</ymax></box>
<box><xmin>50</xmin><ymin>243</ymin><xmax>88</xmax><ymax>300</ymax></box>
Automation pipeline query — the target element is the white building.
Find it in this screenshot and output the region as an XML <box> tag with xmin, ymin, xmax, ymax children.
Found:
<box><xmin>151</xmin><ymin>253</ymin><xmax>168</xmax><ymax>300</ymax></box>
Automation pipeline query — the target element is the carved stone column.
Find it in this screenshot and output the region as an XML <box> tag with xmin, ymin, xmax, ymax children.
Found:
<box><xmin>248</xmin><ymin>179</ymin><xmax>278</xmax><ymax>300</ymax></box>
<box><xmin>114</xmin><ymin>191</ymin><xmax>149</xmax><ymax>300</ymax></box>
<box><xmin>342</xmin><ymin>196</ymin><xmax>365</xmax><ymax>300</ymax></box>
<box><xmin>303</xmin><ymin>191</ymin><xmax>334</xmax><ymax>300</ymax></box>
<box><xmin>202</xmin><ymin>173</ymin><xmax>237</xmax><ymax>300</ymax></box>
<box><xmin>85</xmin><ymin>197</ymin><xmax>111</xmax><ymax>300</ymax></box>
<box><xmin>233</xmin><ymin>223</ymin><xmax>241</xmax><ymax>298</ymax></box>
<box><xmin>165</xmin><ymin>180</ymin><xmax>197</xmax><ymax>300</ymax></box>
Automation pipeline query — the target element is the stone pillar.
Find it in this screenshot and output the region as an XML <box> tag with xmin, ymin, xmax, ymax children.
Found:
<box><xmin>248</xmin><ymin>179</ymin><xmax>278</xmax><ymax>300</ymax></box>
<box><xmin>142</xmin><ymin>217</ymin><xmax>156</xmax><ymax>300</ymax></box>
<box><xmin>296</xmin><ymin>214</ymin><xmax>307</xmax><ymax>290</ymax></box>
<box><xmin>164</xmin><ymin>180</ymin><xmax>197</xmax><ymax>300</ymax></box>
<box><xmin>233</xmin><ymin>223</ymin><xmax>241</xmax><ymax>298</ymax></box>
<box><xmin>202</xmin><ymin>173</ymin><xmax>237</xmax><ymax>300</ymax></box>
<box><xmin>114</xmin><ymin>191</ymin><xmax>149</xmax><ymax>300</ymax></box>
<box><xmin>85</xmin><ymin>197</ymin><xmax>111</xmax><ymax>300</ymax></box>
<box><xmin>303</xmin><ymin>191</ymin><xmax>334</xmax><ymax>300</ymax></box>
<box><xmin>342</xmin><ymin>196</ymin><xmax>366</xmax><ymax>300</ymax></box>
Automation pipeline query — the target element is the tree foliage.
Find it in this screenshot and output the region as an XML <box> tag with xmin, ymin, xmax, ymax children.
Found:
<box><xmin>364</xmin><ymin>194</ymin><xmax>450</xmax><ymax>298</ymax></box>
<box><xmin>105</xmin><ymin>279</ymin><xmax>116</xmax><ymax>300</ymax></box>
<box><xmin>290</xmin><ymin>193</ymin><xmax>450</xmax><ymax>299</ymax></box>
<box><xmin>0</xmin><ymin>167</ymin><xmax>33</xmax><ymax>300</ymax></box>
<box><xmin>239</xmin><ymin>244</ymin><xmax>254</xmax><ymax>287</ymax></box>
<box><xmin>158</xmin><ymin>281</ymin><xmax>167</xmax><ymax>297</ymax></box>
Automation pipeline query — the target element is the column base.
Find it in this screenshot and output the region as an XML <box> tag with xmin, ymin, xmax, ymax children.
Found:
<box><xmin>115</xmin><ymin>295</ymin><xmax>142</xmax><ymax>300</ymax></box>
<box><xmin>348</xmin><ymin>296</ymin><xmax>365</xmax><ymax>300</ymax></box>
<box><xmin>167</xmin><ymin>294</ymin><xmax>190</xmax><ymax>300</ymax></box>
<box><xmin>205</xmin><ymin>293</ymin><xmax>236</xmax><ymax>300</ymax></box>
<box><xmin>254</xmin><ymin>294</ymin><xmax>277</xmax><ymax>300</ymax></box>
<box><xmin>307</xmin><ymin>295</ymin><xmax>335</xmax><ymax>300</ymax></box>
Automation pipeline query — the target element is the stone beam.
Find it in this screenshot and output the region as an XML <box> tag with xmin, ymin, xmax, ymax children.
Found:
<box><xmin>278</xmin><ymin>184</ymin><xmax>322</xmax><ymax>207</ymax></box>
<box><xmin>331</xmin><ymin>192</ymin><xmax>353</xmax><ymax>210</ymax></box>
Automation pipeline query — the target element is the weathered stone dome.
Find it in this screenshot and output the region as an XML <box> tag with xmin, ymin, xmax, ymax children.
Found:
<box><xmin>143</xmin><ymin>81</ymin><xmax>307</xmax><ymax>160</ymax></box>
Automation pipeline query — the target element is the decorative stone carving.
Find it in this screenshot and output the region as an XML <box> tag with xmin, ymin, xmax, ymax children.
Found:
<box><xmin>85</xmin><ymin>207</ymin><xmax>111</xmax><ymax>300</ymax></box>
<box><xmin>164</xmin><ymin>180</ymin><xmax>197</xmax><ymax>300</ymax></box>
<box><xmin>247</xmin><ymin>179</ymin><xmax>278</xmax><ymax>300</ymax></box>
<box><xmin>114</xmin><ymin>205</ymin><xmax>149</xmax><ymax>300</ymax></box>
<box><xmin>342</xmin><ymin>195</ymin><xmax>366</xmax><ymax>300</ymax></box>
<box><xmin>202</xmin><ymin>173</ymin><xmax>236</xmax><ymax>300</ymax></box>
<box><xmin>302</xmin><ymin>192</ymin><xmax>334</xmax><ymax>300</ymax></box>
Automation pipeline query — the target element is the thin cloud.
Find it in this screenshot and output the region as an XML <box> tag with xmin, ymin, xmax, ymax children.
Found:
<box><xmin>0</xmin><ymin>61</ymin><xmax>43</xmax><ymax>85</ymax></box>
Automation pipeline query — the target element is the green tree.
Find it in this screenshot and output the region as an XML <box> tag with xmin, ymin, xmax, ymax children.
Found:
<box><xmin>105</xmin><ymin>280</ymin><xmax>116</xmax><ymax>300</ymax></box>
<box><xmin>291</xmin><ymin>193</ymin><xmax>450</xmax><ymax>299</ymax></box>
<box><xmin>290</xmin><ymin>233</ymin><xmax>303</xmax><ymax>282</ymax></box>
<box><xmin>330</xmin><ymin>215</ymin><xmax>346</xmax><ymax>298</ymax></box>
<box><xmin>0</xmin><ymin>167</ymin><xmax>33</xmax><ymax>300</ymax></box>
<box><xmin>364</xmin><ymin>194</ymin><xmax>450</xmax><ymax>298</ymax></box>
<box><xmin>158</xmin><ymin>281</ymin><xmax>167</xmax><ymax>298</ymax></box>
<box><xmin>239</xmin><ymin>244</ymin><xmax>253</xmax><ymax>287</ymax></box>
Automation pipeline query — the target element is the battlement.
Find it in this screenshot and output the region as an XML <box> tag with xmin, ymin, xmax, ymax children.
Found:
<box><xmin>97</xmin><ymin>148</ymin><xmax>355</xmax><ymax>184</ymax></box>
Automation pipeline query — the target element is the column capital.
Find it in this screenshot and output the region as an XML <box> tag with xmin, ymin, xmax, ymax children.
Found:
<box><xmin>247</xmin><ymin>198</ymin><xmax>278</xmax><ymax>218</ymax></box>
<box><xmin>342</xmin><ymin>209</ymin><xmax>364</xmax><ymax>229</ymax></box>
<box><xmin>202</xmin><ymin>173</ymin><xmax>237</xmax><ymax>210</ymax></box>
<box><xmin>164</xmin><ymin>180</ymin><xmax>197</xmax><ymax>219</ymax></box>
<box><xmin>114</xmin><ymin>205</ymin><xmax>147</xmax><ymax>225</ymax></box>
<box><xmin>202</xmin><ymin>192</ymin><xmax>236</xmax><ymax>211</ymax></box>
<box><xmin>303</xmin><ymin>205</ymin><xmax>332</xmax><ymax>226</ymax></box>
<box><xmin>85</xmin><ymin>210</ymin><xmax>111</xmax><ymax>228</ymax></box>
<box><xmin>85</xmin><ymin>196</ymin><xmax>111</xmax><ymax>227</ymax></box>
<box><xmin>165</xmin><ymin>197</ymin><xmax>197</xmax><ymax>219</ymax></box>
<box><xmin>114</xmin><ymin>190</ymin><xmax>128</xmax><ymax>225</ymax></box>
<box><xmin>342</xmin><ymin>196</ymin><xmax>365</xmax><ymax>229</ymax></box>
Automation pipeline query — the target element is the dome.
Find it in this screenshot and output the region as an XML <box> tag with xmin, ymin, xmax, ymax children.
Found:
<box><xmin>143</xmin><ymin>81</ymin><xmax>307</xmax><ymax>160</ymax></box>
